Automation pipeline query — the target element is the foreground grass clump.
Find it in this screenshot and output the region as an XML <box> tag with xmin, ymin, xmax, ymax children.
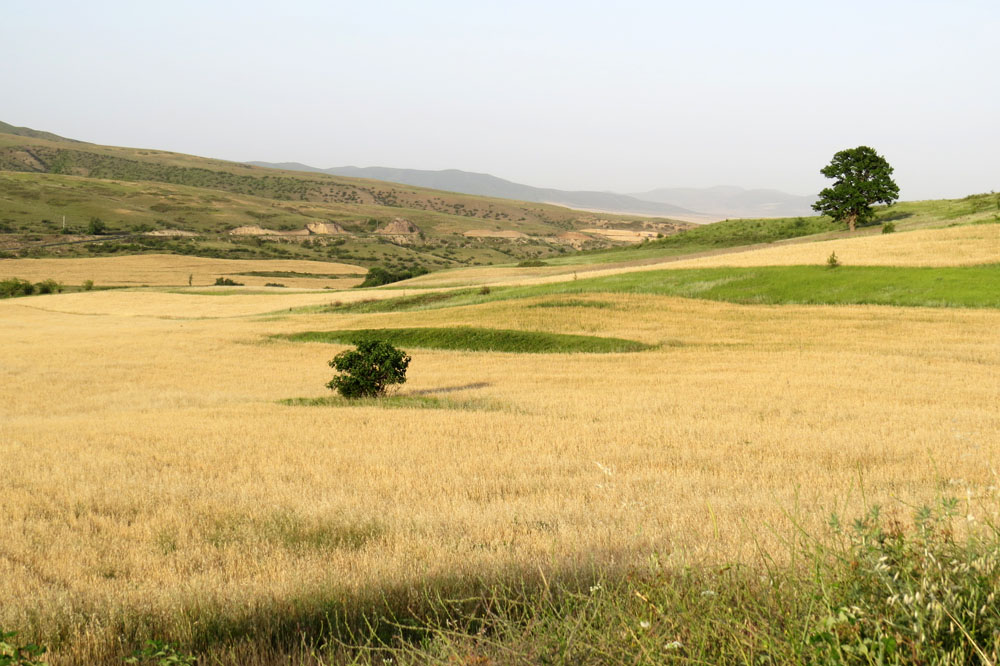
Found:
<box><xmin>13</xmin><ymin>499</ymin><xmax>995</xmax><ymax>664</ymax></box>
<box><xmin>354</xmin><ymin>500</ymin><xmax>1000</xmax><ymax>665</ymax></box>
<box><xmin>276</xmin><ymin>327</ymin><xmax>654</xmax><ymax>353</ymax></box>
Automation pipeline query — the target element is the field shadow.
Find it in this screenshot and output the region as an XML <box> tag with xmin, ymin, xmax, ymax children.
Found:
<box><xmin>407</xmin><ymin>381</ymin><xmax>491</xmax><ymax>396</ymax></box>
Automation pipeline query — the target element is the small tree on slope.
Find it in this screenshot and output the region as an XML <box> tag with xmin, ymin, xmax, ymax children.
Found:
<box><xmin>327</xmin><ymin>339</ymin><xmax>411</xmax><ymax>398</ymax></box>
<box><xmin>813</xmin><ymin>146</ymin><xmax>899</xmax><ymax>232</ymax></box>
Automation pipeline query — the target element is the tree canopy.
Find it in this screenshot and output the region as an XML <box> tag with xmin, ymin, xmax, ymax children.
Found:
<box><xmin>326</xmin><ymin>339</ymin><xmax>411</xmax><ymax>398</ymax></box>
<box><xmin>812</xmin><ymin>146</ymin><xmax>899</xmax><ymax>231</ymax></box>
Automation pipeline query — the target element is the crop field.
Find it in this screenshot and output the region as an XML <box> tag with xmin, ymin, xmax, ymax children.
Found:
<box><xmin>2</xmin><ymin>225</ymin><xmax>999</xmax><ymax>663</ymax></box>
<box><xmin>0</xmin><ymin>254</ymin><xmax>367</xmax><ymax>289</ymax></box>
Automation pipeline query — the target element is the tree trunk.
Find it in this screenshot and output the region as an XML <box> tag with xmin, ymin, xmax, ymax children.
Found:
<box><xmin>846</xmin><ymin>213</ymin><xmax>857</xmax><ymax>232</ymax></box>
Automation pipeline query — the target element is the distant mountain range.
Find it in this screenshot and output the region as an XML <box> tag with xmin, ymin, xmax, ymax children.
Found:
<box><xmin>248</xmin><ymin>163</ymin><xmax>699</xmax><ymax>218</ymax></box>
<box><xmin>249</xmin><ymin>162</ymin><xmax>817</xmax><ymax>220</ymax></box>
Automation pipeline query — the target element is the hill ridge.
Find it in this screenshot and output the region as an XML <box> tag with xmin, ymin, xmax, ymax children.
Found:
<box><xmin>0</xmin><ymin>120</ymin><xmax>84</xmax><ymax>144</ymax></box>
<box><xmin>248</xmin><ymin>162</ymin><xmax>699</xmax><ymax>218</ymax></box>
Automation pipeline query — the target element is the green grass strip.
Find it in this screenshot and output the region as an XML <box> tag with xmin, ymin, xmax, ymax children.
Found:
<box><xmin>557</xmin><ymin>264</ymin><xmax>1000</xmax><ymax>307</ymax></box>
<box><xmin>319</xmin><ymin>264</ymin><xmax>1000</xmax><ymax>312</ymax></box>
<box><xmin>278</xmin><ymin>395</ymin><xmax>502</xmax><ymax>410</ymax></box>
<box><xmin>275</xmin><ymin>327</ymin><xmax>654</xmax><ymax>353</ymax></box>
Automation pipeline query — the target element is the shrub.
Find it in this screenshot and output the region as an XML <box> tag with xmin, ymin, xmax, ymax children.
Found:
<box><xmin>882</xmin><ymin>221</ymin><xmax>896</xmax><ymax>234</ymax></box>
<box><xmin>87</xmin><ymin>217</ymin><xmax>106</xmax><ymax>235</ymax></box>
<box><xmin>264</xmin><ymin>282</ymin><xmax>286</xmax><ymax>288</ymax></box>
<box><xmin>358</xmin><ymin>266</ymin><xmax>429</xmax><ymax>288</ymax></box>
<box><xmin>0</xmin><ymin>278</ymin><xmax>34</xmax><ymax>298</ymax></box>
<box><xmin>214</xmin><ymin>277</ymin><xmax>244</xmax><ymax>286</ymax></box>
<box><xmin>826</xmin><ymin>251</ymin><xmax>840</xmax><ymax>269</ymax></box>
<box><xmin>34</xmin><ymin>279</ymin><xmax>63</xmax><ymax>295</ymax></box>
<box><xmin>82</xmin><ymin>280</ymin><xmax>94</xmax><ymax>291</ymax></box>
<box><xmin>517</xmin><ymin>259</ymin><xmax>548</xmax><ymax>267</ymax></box>
<box><xmin>326</xmin><ymin>339</ymin><xmax>411</xmax><ymax>399</ymax></box>
<box><xmin>479</xmin><ymin>286</ymin><xmax>491</xmax><ymax>295</ymax></box>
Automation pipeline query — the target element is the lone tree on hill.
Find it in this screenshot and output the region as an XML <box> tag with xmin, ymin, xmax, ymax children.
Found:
<box><xmin>327</xmin><ymin>339</ymin><xmax>411</xmax><ymax>398</ymax></box>
<box><xmin>813</xmin><ymin>146</ymin><xmax>899</xmax><ymax>232</ymax></box>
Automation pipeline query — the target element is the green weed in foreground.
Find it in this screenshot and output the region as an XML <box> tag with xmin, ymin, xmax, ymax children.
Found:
<box><xmin>275</xmin><ymin>327</ymin><xmax>654</xmax><ymax>353</ymax></box>
<box><xmin>352</xmin><ymin>499</ymin><xmax>1000</xmax><ymax>665</ymax></box>
<box><xmin>0</xmin><ymin>629</ymin><xmax>46</xmax><ymax>666</ymax></box>
<box><xmin>124</xmin><ymin>640</ymin><xmax>196</xmax><ymax>665</ymax></box>
<box><xmin>8</xmin><ymin>498</ymin><xmax>1000</xmax><ymax>664</ymax></box>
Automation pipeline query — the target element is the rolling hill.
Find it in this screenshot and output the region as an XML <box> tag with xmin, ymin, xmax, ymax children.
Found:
<box><xmin>248</xmin><ymin>163</ymin><xmax>700</xmax><ymax>218</ymax></box>
<box><xmin>0</xmin><ymin>123</ymin><xmax>692</xmax><ymax>268</ymax></box>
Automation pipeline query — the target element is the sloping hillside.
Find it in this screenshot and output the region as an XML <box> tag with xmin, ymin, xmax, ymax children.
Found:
<box><xmin>251</xmin><ymin>163</ymin><xmax>698</xmax><ymax>217</ymax></box>
<box><xmin>0</xmin><ymin>127</ymin><xmax>692</xmax><ymax>268</ymax></box>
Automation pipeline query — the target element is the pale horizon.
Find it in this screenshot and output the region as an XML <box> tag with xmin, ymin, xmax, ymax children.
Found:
<box><xmin>3</xmin><ymin>0</ymin><xmax>998</xmax><ymax>201</ymax></box>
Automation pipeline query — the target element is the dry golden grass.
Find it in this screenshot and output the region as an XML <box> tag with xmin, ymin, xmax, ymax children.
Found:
<box><xmin>405</xmin><ymin>222</ymin><xmax>1000</xmax><ymax>289</ymax></box>
<box><xmin>2</xmin><ymin>280</ymin><xmax>999</xmax><ymax>661</ymax></box>
<box><xmin>6</xmin><ymin>286</ymin><xmax>434</xmax><ymax>319</ymax></box>
<box><xmin>661</xmin><ymin>222</ymin><xmax>1000</xmax><ymax>269</ymax></box>
<box><xmin>0</xmin><ymin>253</ymin><xmax>365</xmax><ymax>288</ymax></box>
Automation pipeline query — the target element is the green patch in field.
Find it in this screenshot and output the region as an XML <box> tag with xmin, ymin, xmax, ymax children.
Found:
<box><xmin>334</xmin><ymin>289</ymin><xmax>475</xmax><ymax>313</ymax></box>
<box><xmin>204</xmin><ymin>510</ymin><xmax>381</xmax><ymax>552</ymax></box>
<box><xmin>527</xmin><ymin>298</ymin><xmax>618</xmax><ymax>309</ymax></box>
<box><xmin>279</xmin><ymin>394</ymin><xmax>503</xmax><ymax>411</ymax></box>
<box><xmin>556</xmin><ymin>264</ymin><xmax>1000</xmax><ymax>308</ymax></box>
<box><xmin>236</xmin><ymin>270</ymin><xmax>365</xmax><ymax>279</ymax></box>
<box><xmin>166</xmin><ymin>288</ymin><xmax>305</xmax><ymax>296</ymax></box>
<box><xmin>274</xmin><ymin>327</ymin><xmax>654</xmax><ymax>353</ymax></box>
<box><xmin>336</xmin><ymin>265</ymin><xmax>1000</xmax><ymax>311</ymax></box>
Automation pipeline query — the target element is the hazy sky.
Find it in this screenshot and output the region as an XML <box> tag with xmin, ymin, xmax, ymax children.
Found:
<box><xmin>2</xmin><ymin>1</ymin><xmax>997</xmax><ymax>199</ymax></box>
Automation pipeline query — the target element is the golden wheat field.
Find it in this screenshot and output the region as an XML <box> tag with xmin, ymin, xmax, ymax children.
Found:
<box><xmin>405</xmin><ymin>222</ymin><xmax>1000</xmax><ymax>288</ymax></box>
<box><xmin>1</xmin><ymin>241</ymin><xmax>999</xmax><ymax>663</ymax></box>
<box><xmin>663</xmin><ymin>223</ymin><xmax>1000</xmax><ymax>269</ymax></box>
<box><xmin>0</xmin><ymin>254</ymin><xmax>366</xmax><ymax>289</ymax></box>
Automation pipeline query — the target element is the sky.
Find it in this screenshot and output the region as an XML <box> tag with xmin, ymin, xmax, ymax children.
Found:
<box><xmin>2</xmin><ymin>0</ymin><xmax>997</xmax><ymax>200</ymax></box>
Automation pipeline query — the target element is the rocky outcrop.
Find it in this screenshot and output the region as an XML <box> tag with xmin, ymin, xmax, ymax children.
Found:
<box><xmin>229</xmin><ymin>225</ymin><xmax>272</xmax><ymax>236</ymax></box>
<box><xmin>305</xmin><ymin>221</ymin><xmax>347</xmax><ymax>235</ymax></box>
<box><xmin>144</xmin><ymin>229</ymin><xmax>198</xmax><ymax>237</ymax></box>
<box><xmin>463</xmin><ymin>229</ymin><xmax>528</xmax><ymax>239</ymax></box>
<box><xmin>229</xmin><ymin>224</ymin><xmax>328</xmax><ymax>237</ymax></box>
<box><xmin>376</xmin><ymin>218</ymin><xmax>421</xmax><ymax>236</ymax></box>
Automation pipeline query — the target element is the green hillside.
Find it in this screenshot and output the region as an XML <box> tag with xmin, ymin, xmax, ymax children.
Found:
<box><xmin>536</xmin><ymin>191</ymin><xmax>1000</xmax><ymax>267</ymax></box>
<box><xmin>0</xmin><ymin>129</ymin><xmax>690</xmax><ymax>269</ymax></box>
<box><xmin>0</xmin><ymin>120</ymin><xmax>83</xmax><ymax>143</ymax></box>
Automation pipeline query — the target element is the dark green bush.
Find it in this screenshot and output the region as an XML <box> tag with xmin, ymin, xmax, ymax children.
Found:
<box><xmin>517</xmin><ymin>259</ymin><xmax>548</xmax><ymax>267</ymax></box>
<box><xmin>34</xmin><ymin>279</ymin><xmax>63</xmax><ymax>294</ymax></box>
<box><xmin>214</xmin><ymin>277</ymin><xmax>244</xmax><ymax>286</ymax></box>
<box><xmin>882</xmin><ymin>221</ymin><xmax>896</xmax><ymax>234</ymax></box>
<box><xmin>87</xmin><ymin>217</ymin><xmax>106</xmax><ymax>235</ymax></box>
<box><xmin>358</xmin><ymin>266</ymin><xmax>429</xmax><ymax>288</ymax></box>
<box><xmin>0</xmin><ymin>278</ymin><xmax>35</xmax><ymax>298</ymax></box>
<box><xmin>326</xmin><ymin>340</ymin><xmax>411</xmax><ymax>398</ymax></box>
